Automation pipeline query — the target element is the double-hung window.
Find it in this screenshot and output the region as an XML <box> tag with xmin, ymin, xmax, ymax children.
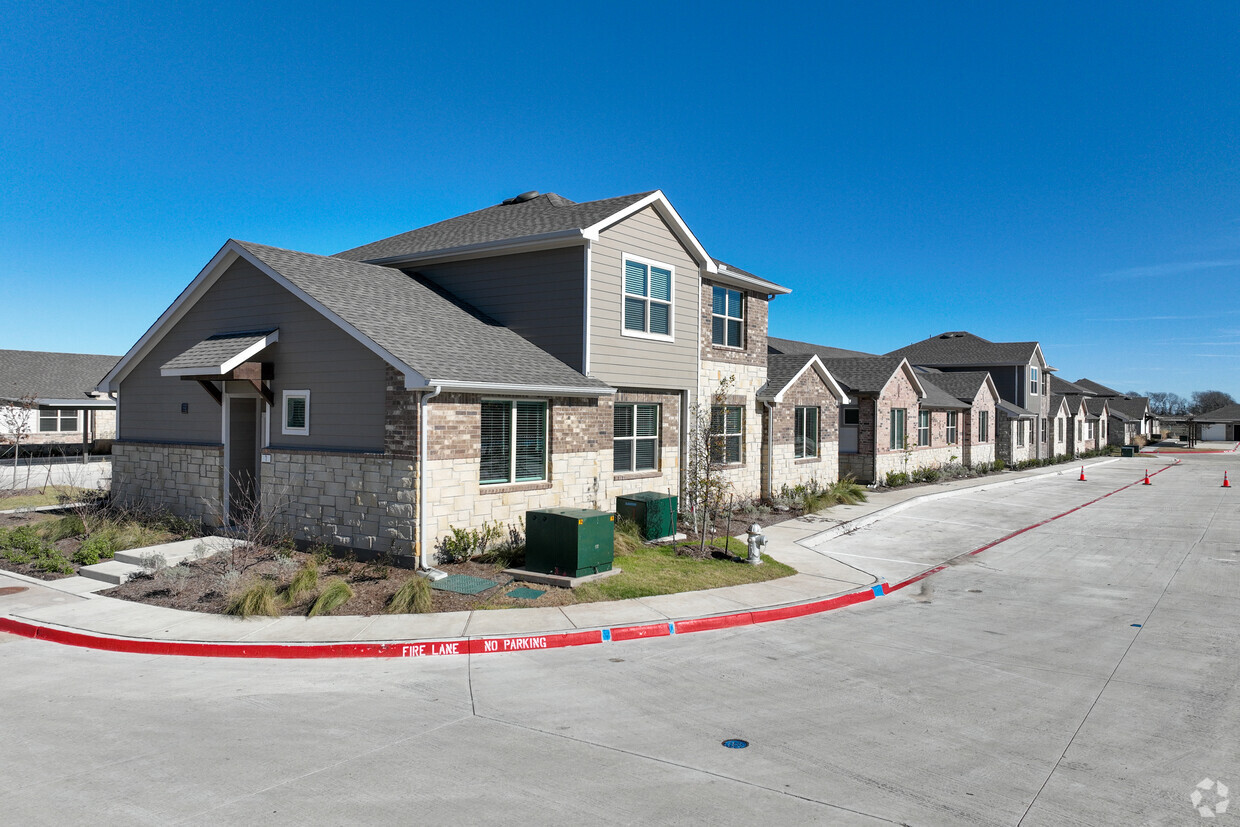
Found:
<box><xmin>282</xmin><ymin>390</ymin><xmax>309</xmax><ymax>436</ymax></box>
<box><xmin>623</xmin><ymin>257</ymin><xmax>672</xmax><ymax>337</ymax></box>
<box><xmin>889</xmin><ymin>409</ymin><xmax>907</xmax><ymax>450</ymax></box>
<box><xmin>917</xmin><ymin>411</ymin><xmax>930</xmax><ymax>446</ymax></box>
<box><xmin>1086</xmin><ymin>421</ymin><xmax>1094</xmax><ymax>440</ymax></box>
<box><xmin>946</xmin><ymin>411</ymin><xmax>958</xmax><ymax>444</ymax></box>
<box><xmin>794</xmin><ymin>407</ymin><xmax>818</xmax><ymax>458</ymax></box>
<box><xmin>1029</xmin><ymin>367</ymin><xmax>1039</xmax><ymax>396</ymax></box>
<box><xmin>710</xmin><ymin>405</ymin><xmax>743</xmax><ymax>464</ymax></box>
<box><xmin>1017</xmin><ymin>421</ymin><xmax>1026</xmax><ymax>447</ymax></box>
<box><xmin>614</xmin><ymin>403</ymin><xmax>659</xmax><ymax>473</ymax></box>
<box><xmin>1057</xmin><ymin>417</ymin><xmax>1064</xmax><ymax>441</ymax></box>
<box><xmin>1039</xmin><ymin>418</ymin><xmax>1047</xmax><ymax>443</ymax></box>
<box><xmin>711</xmin><ymin>286</ymin><xmax>743</xmax><ymax>347</ymax></box>
<box><xmin>38</xmin><ymin>408</ymin><xmax>78</xmax><ymax>432</ymax></box>
<box><xmin>979</xmin><ymin>410</ymin><xmax>989</xmax><ymax>442</ymax></box>
<box><xmin>480</xmin><ymin>400</ymin><xmax>547</xmax><ymax>485</ymax></box>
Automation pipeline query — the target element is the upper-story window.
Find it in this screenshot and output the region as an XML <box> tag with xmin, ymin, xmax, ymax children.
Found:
<box><xmin>623</xmin><ymin>256</ymin><xmax>672</xmax><ymax>338</ymax></box>
<box><xmin>711</xmin><ymin>286</ymin><xmax>743</xmax><ymax>348</ymax></box>
<box><xmin>1029</xmin><ymin>367</ymin><xmax>1039</xmax><ymax>396</ymax></box>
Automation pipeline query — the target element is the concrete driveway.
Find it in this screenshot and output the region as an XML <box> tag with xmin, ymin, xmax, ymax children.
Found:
<box><xmin>1</xmin><ymin>454</ymin><xmax>1236</xmax><ymax>824</ymax></box>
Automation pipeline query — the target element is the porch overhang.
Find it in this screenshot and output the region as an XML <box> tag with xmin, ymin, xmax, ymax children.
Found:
<box><xmin>161</xmin><ymin>329</ymin><xmax>278</xmax><ymax>406</ymax></box>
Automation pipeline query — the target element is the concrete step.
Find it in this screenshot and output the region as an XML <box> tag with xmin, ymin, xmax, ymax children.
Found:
<box><xmin>78</xmin><ymin>560</ymin><xmax>144</xmax><ymax>586</ymax></box>
<box><xmin>50</xmin><ymin>575</ymin><xmax>114</xmax><ymax>594</ymax></box>
<box><xmin>113</xmin><ymin>536</ymin><xmax>243</xmax><ymax>567</ymax></box>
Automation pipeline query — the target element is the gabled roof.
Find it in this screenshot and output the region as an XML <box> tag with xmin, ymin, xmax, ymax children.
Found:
<box><xmin>1107</xmin><ymin>396</ymin><xmax>1149</xmax><ymax>419</ymax></box>
<box><xmin>0</xmin><ymin>349</ymin><xmax>120</xmax><ymax>404</ymax></box>
<box><xmin>767</xmin><ymin>337</ymin><xmax>876</xmax><ymax>360</ymax></box>
<box><xmin>886</xmin><ymin>331</ymin><xmax>1045</xmax><ymax>368</ymax></box>
<box><xmin>1048</xmin><ymin>395</ymin><xmax>1069</xmax><ymax>418</ymax></box>
<box><xmin>102</xmin><ymin>240</ymin><xmax>612</xmax><ymax>396</ymax></box>
<box><xmin>1074</xmin><ymin>378</ymin><xmax>1122</xmax><ymax>396</ymax></box>
<box><xmin>1084</xmin><ymin>397</ymin><xmax>1109</xmax><ymax>417</ymax></box>
<box><xmin>1197</xmin><ymin>403</ymin><xmax>1240</xmax><ymax>422</ymax></box>
<box><xmin>915</xmin><ymin>369</ymin><xmax>997</xmax><ymax>406</ymax></box>
<box><xmin>1059</xmin><ymin>394</ymin><xmax>1088</xmax><ymax>415</ymax></box>
<box><xmin>757</xmin><ymin>353</ymin><xmax>848</xmax><ymax>403</ymax></box>
<box><xmin>918</xmin><ymin>377</ymin><xmax>969</xmax><ymax>410</ymax></box>
<box><xmin>996</xmin><ymin>400</ymin><xmax>1037</xmax><ymax>419</ymax></box>
<box><xmin>818</xmin><ymin>356</ymin><xmax>924</xmax><ymax>398</ymax></box>
<box><xmin>1050</xmin><ymin>375</ymin><xmax>1091</xmax><ymax>395</ymax></box>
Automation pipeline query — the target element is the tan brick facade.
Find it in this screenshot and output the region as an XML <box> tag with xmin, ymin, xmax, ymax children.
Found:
<box><xmin>765</xmin><ymin>365</ymin><xmax>841</xmax><ymax>496</ymax></box>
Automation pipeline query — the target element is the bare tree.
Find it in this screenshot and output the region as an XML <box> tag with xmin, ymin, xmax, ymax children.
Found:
<box><xmin>683</xmin><ymin>375</ymin><xmax>737</xmax><ymax>557</ymax></box>
<box><xmin>1146</xmin><ymin>391</ymin><xmax>1188</xmax><ymax>417</ymax></box>
<box><xmin>0</xmin><ymin>394</ymin><xmax>37</xmax><ymax>490</ymax></box>
<box><xmin>1190</xmin><ymin>390</ymin><xmax>1236</xmax><ymax>416</ymax></box>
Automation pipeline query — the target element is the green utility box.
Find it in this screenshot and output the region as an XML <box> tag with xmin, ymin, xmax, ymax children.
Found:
<box><xmin>1122</xmin><ymin>446</ymin><xmax>1135</xmax><ymax>458</ymax></box>
<box><xmin>615</xmin><ymin>491</ymin><xmax>678</xmax><ymax>540</ymax></box>
<box><xmin>524</xmin><ymin>508</ymin><xmax>615</xmax><ymax>577</ymax></box>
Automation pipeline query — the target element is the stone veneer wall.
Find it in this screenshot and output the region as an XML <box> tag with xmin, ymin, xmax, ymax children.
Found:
<box><xmin>699</xmin><ymin>360</ymin><xmax>766</xmax><ymax>498</ymax></box>
<box><xmin>260</xmin><ymin>448</ymin><xmax>417</xmax><ymax>556</ymax></box>
<box><xmin>766</xmin><ymin>364</ymin><xmax>841</xmax><ymax>495</ymax></box>
<box><xmin>112</xmin><ymin>441</ymin><xmax>224</xmax><ymax>525</ymax></box>
<box><xmin>996</xmin><ymin>413</ymin><xmax>1036</xmax><ymax>465</ymax></box>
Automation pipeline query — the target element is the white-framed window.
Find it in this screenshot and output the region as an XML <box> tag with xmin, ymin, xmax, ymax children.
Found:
<box><xmin>1017</xmin><ymin>421</ymin><xmax>1026</xmax><ymax>447</ymax></box>
<box><xmin>281</xmin><ymin>390</ymin><xmax>309</xmax><ymax>436</ymax></box>
<box><xmin>979</xmin><ymin>410</ymin><xmax>989</xmax><ymax>442</ymax></box>
<box><xmin>1086</xmin><ymin>421</ymin><xmax>1094</xmax><ymax>440</ymax></box>
<box><xmin>711</xmin><ymin>286</ymin><xmax>743</xmax><ymax>348</ymax></box>
<box><xmin>889</xmin><ymin>408</ymin><xmax>907</xmax><ymax>450</ymax></box>
<box><xmin>622</xmin><ymin>255</ymin><xmax>673</xmax><ymax>338</ymax></box>
<box><xmin>614</xmin><ymin>403</ymin><xmax>659</xmax><ymax>473</ymax></box>
<box><xmin>917</xmin><ymin>411</ymin><xmax>931</xmax><ymax>446</ymax></box>
<box><xmin>1029</xmin><ymin>367</ymin><xmax>1039</xmax><ymax>396</ymax></box>
<box><xmin>794</xmin><ymin>407</ymin><xmax>819</xmax><ymax>458</ymax></box>
<box><xmin>1077</xmin><ymin>421</ymin><xmax>1082</xmax><ymax>441</ymax></box>
<box><xmin>946</xmin><ymin>411</ymin><xmax>958</xmax><ymax>444</ymax></box>
<box><xmin>1057</xmin><ymin>417</ymin><xmax>1064</xmax><ymax>441</ymax></box>
<box><xmin>480</xmin><ymin>400</ymin><xmax>547</xmax><ymax>485</ymax></box>
<box><xmin>710</xmin><ymin>405</ymin><xmax>743</xmax><ymax>464</ymax></box>
<box><xmin>38</xmin><ymin>408</ymin><xmax>79</xmax><ymax>432</ymax></box>
<box><xmin>1040</xmin><ymin>418</ymin><xmax>1047</xmax><ymax>443</ymax></box>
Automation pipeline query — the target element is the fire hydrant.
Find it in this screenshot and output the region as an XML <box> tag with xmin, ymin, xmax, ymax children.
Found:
<box><xmin>745</xmin><ymin>523</ymin><xmax>767</xmax><ymax>566</ymax></box>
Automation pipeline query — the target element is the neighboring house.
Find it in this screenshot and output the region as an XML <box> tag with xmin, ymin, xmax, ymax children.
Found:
<box><xmin>886</xmin><ymin>332</ymin><xmax>1053</xmax><ymax>466</ymax></box>
<box><xmin>1082</xmin><ymin>397</ymin><xmax>1110</xmax><ymax>452</ymax></box>
<box><xmin>1072</xmin><ymin>378</ymin><xmax>1158</xmax><ymax>438</ymax></box>
<box><xmin>757</xmin><ymin>354</ymin><xmax>848</xmax><ymax>495</ymax></box>
<box><xmin>1194</xmin><ymin>403</ymin><xmax>1240</xmax><ymax>441</ymax></box>
<box><xmin>914</xmin><ymin>369</ymin><xmax>1000</xmax><ymax>468</ymax></box>
<box><xmin>1048</xmin><ymin>395</ymin><xmax>1071</xmax><ymax>457</ymax></box>
<box><xmin>101</xmin><ymin>190</ymin><xmax>846</xmax><ymax>564</ymax></box>
<box><xmin>0</xmin><ymin>349</ymin><xmax>119</xmax><ymax>456</ymax></box>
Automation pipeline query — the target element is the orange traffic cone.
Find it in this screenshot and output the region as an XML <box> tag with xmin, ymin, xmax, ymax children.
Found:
<box><xmin>1079</xmin><ymin>466</ymin><xmax>1086</xmax><ymax>481</ymax></box>
<box><xmin>1143</xmin><ymin>470</ymin><xmax>1151</xmax><ymax>485</ymax></box>
<box><xmin>1225</xmin><ymin>472</ymin><xmax>1232</xmax><ymax>489</ymax></box>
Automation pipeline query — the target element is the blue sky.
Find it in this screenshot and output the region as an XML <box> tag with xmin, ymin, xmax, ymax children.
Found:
<box><xmin>2</xmin><ymin>1</ymin><xmax>1237</xmax><ymax>397</ymax></box>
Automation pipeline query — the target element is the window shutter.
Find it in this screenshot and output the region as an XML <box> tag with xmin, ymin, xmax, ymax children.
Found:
<box><xmin>480</xmin><ymin>402</ymin><xmax>511</xmax><ymax>483</ymax></box>
<box><xmin>649</xmin><ymin>266</ymin><xmax>671</xmax><ymax>301</ymax></box>
<box><xmin>624</xmin><ymin>261</ymin><xmax>647</xmax><ymax>296</ymax></box>
<box><xmin>712</xmin><ymin>286</ymin><xmax>727</xmax><ymax>315</ymax></box>
<box><xmin>514</xmin><ymin>401</ymin><xmax>546</xmax><ymax>481</ymax></box>
<box><xmin>648</xmin><ymin>302</ymin><xmax>669</xmax><ymax>335</ymax></box>
<box><xmin>624</xmin><ymin>297</ymin><xmax>645</xmax><ymax>331</ymax></box>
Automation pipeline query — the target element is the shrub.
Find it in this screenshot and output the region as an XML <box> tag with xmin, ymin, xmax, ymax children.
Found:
<box><xmin>912</xmin><ymin>466</ymin><xmax>941</xmax><ymax>484</ymax></box>
<box><xmin>884</xmin><ymin>471</ymin><xmax>910</xmax><ymax>487</ymax></box>
<box><xmin>41</xmin><ymin>515</ymin><xmax>85</xmax><ymax>542</ymax></box>
<box><xmin>35</xmin><ymin>549</ymin><xmax>74</xmax><ymax>575</ymax></box>
<box><xmin>387</xmin><ymin>576</ymin><xmax>433</xmax><ymax>614</ymax></box>
<box><xmin>283</xmin><ymin>560</ymin><xmax>319</xmax><ymax>603</ymax></box>
<box><xmin>79</xmin><ymin>534</ymin><xmax>116</xmax><ymax>562</ymax></box>
<box><xmin>828</xmin><ymin>477</ymin><xmax>867</xmax><ymax>505</ymax></box>
<box><xmin>225</xmin><ymin>582</ymin><xmax>281</xmax><ymax>618</ymax></box>
<box><xmin>72</xmin><ymin>546</ymin><xmax>101</xmax><ymax>566</ymax></box>
<box><xmin>307</xmin><ymin>578</ymin><xmax>354</xmax><ymax>617</ymax></box>
<box><xmin>992</xmin><ymin>459</ymin><xmax>1006</xmax><ymax>472</ymax></box>
<box><xmin>438</xmin><ymin>522</ymin><xmax>502</xmax><ymax>564</ymax></box>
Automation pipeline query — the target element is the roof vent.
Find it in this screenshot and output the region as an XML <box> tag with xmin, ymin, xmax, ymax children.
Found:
<box><xmin>939</xmin><ymin>332</ymin><xmax>966</xmax><ymax>339</ymax></box>
<box><xmin>502</xmin><ymin>190</ymin><xmax>540</xmax><ymax>205</ymax></box>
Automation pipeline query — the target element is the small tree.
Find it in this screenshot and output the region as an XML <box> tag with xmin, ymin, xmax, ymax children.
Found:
<box><xmin>0</xmin><ymin>395</ymin><xmax>37</xmax><ymax>490</ymax></box>
<box><xmin>683</xmin><ymin>375</ymin><xmax>737</xmax><ymax>557</ymax></box>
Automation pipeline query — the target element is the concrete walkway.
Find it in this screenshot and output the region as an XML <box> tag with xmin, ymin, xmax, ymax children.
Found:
<box><xmin>0</xmin><ymin>456</ymin><xmax>1153</xmax><ymax>654</ymax></box>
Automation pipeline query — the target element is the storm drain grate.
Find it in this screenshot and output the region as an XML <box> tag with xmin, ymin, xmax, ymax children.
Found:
<box><xmin>506</xmin><ymin>587</ymin><xmax>545</xmax><ymax>600</ymax></box>
<box><xmin>722</xmin><ymin>739</ymin><xmax>749</xmax><ymax>749</ymax></box>
<box><xmin>430</xmin><ymin>575</ymin><xmax>501</xmax><ymax>595</ymax></box>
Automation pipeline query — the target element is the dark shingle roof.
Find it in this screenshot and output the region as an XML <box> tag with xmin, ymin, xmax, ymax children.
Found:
<box><xmin>236</xmin><ymin>241</ymin><xmax>609</xmax><ymax>392</ymax></box>
<box><xmin>760</xmin><ymin>353</ymin><xmax>817</xmax><ymax>399</ymax></box>
<box><xmin>886</xmin><ymin>331</ymin><xmax>1039</xmax><ymax>366</ymax></box>
<box><xmin>1107</xmin><ymin>396</ymin><xmax>1149</xmax><ymax>419</ymax></box>
<box><xmin>161</xmin><ymin>330</ymin><xmax>275</xmax><ymax>374</ymax></box>
<box><xmin>1074</xmin><ymin>378</ymin><xmax>1122</xmax><ymax>396</ymax></box>
<box><xmin>1084</xmin><ymin>397</ymin><xmax>1109</xmax><ymax>417</ymax></box>
<box><xmin>0</xmin><ymin>349</ymin><xmax>120</xmax><ymax>402</ymax></box>
<box><xmin>1198</xmin><ymin>403</ymin><xmax>1240</xmax><ymax>422</ymax></box>
<box><xmin>1050</xmin><ymin>375</ymin><xmax>1091</xmax><ymax>395</ymax></box>
<box><xmin>767</xmin><ymin>337</ymin><xmax>876</xmax><ymax>359</ymax></box>
<box><xmin>997</xmin><ymin>400</ymin><xmax>1037</xmax><ymax>419</ymax></box>
<box><xmin>915</xmin><ymin>369</ymin><xmax>991</xmax><ymax>405</ymax></box>
<box><xmin>817</xmin><ymin>356</ymin><xmax>907</xmax><ymax>395</ymax></box>
<box><xmin>334</xmin><ymin>191</ymin><xmax>654</xmax><ymax>262</ymax></box>
<box><xmin>918</xmin><ymin>376</ymin><xmax>969</xmax><ymax>409</ymax></box>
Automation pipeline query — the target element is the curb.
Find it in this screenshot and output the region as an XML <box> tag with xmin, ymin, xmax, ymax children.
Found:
<box><xmin>0</xmin><ymin>460</ymin><xmax>1171</xmax><ymax>660</ymax></box>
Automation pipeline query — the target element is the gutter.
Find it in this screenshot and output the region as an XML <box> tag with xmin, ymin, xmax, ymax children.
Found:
<box><xmin>418</xmin><ymin>385</ymin><xmax>447</xmax><ymax>578</ymax></box>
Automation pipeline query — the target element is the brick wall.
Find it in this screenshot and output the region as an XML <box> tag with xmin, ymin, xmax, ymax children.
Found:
<box><xmin>699</xmin><ymin>281</ymin><xmax>769</xmax><ymax>368</ymax></box>
<box><xmin>766</xmin><ymin>364</ymin><xmax>842</xmax><ymax>495</ymax></box>
<box><xmin>383</xmin><ymin>366</ymin><xmax>419</xmax><ymax>458</ymax></box>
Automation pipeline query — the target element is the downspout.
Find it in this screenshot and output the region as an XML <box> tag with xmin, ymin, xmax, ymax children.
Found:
<box><xmin>762</xmin><ymin>400</ymin><xmax>774</xmax><ymax>501</ymax></box>
<box><xmin>418</xmin><ymin>385</ymin><xmax>446</xmax><ymax>578</ymax></box>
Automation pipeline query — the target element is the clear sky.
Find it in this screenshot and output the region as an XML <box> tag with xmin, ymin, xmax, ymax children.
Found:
<box><xmin>2</xmin><ymin>1</ymin><xmax>1237</xmax><ymax>398</ymax></box>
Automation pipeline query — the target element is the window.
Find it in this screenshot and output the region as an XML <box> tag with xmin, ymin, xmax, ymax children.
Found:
<box><xmin>946</xmin><ymin>412</ymin><xmax>958</xmax><ymax>444</ymax></box>
<box><xmin>1040</xmin><ymin>418</ymin><xmax>1047</xmax><ymax>443</ymax></box>
<box><xmin>711</xmin><ymin>286</ymin><xmax>743</xmax><ymax>347</ymax></box>
<box><xmin>481</xmin><ymin>400</ymin><xmax>547</xmax><ymax>484</ymax></box>
<box><xmin>842</xmin><ymin>407</ymin><xmax>860</xmax><ymax>425</ymax></box>
<box><xmin>1086</xmin><ymin>421</ymin><xmax>1094</xmax><ymax>440</ymax></box>
<box><xmin>917</xmin><ymin>411</ymin><xmax>930</xmax><ymax>446</ymax></box>
<box><xmin>614</xmin><ymin>403</ymin><xmax>659</xmax><ymax>472</ymax></box>
<box><xmin>1017</xmin><ymin>421</ymin><xmax>1025</xmax><ymax>447</ymax></box>
<box><xmin>1077</xmin><ymin>421</ymin><xmax>1082</xmax><ymax>441</ymax></box>
<box><xmin>979</xmin><ymin>410</ymin><xmax>989</xmax><ymax>442</ymax></box>
<box><xmin>710</xmin><ymin>405</ymin><xmax>743</xmax><ymax>464</ymax></box>
<box><xmin>794</xmin><ymin>407</ymin><xmax>819</xmax><ymax>458</ymax></box>
<box><xmin>38</xmin><ymin>408</ymin><xmax>78</xmax><ymax>432</ymax></box>
<box><xmin>1058</xmin><ymin>417</ymin><xmax>1064</xmax><ymax>441</ymax></box>
<box><xmin>623</xmin><ymin>257</ymin><xmax>672</xmax><ymax>337</ymax></box>
<box><xmin>889</xmin><ymin>408</ymin><xmax>906</xmax><ymax>450</ymax></box>
<box><xmin>1029</xmin><ymin>367</ymin><xmax>1039</xmax><ymax>396</ymax></box>
<box><xmin>282</xmin><ymin>390</ymin><xmax>309</xmax><ymax>436</ymax></box>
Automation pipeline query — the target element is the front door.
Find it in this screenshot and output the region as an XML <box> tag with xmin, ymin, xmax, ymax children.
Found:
<box><xmin>227</xmin><ymin>397</ymin><xmax>260</xmax><ymax>524</ymax></box>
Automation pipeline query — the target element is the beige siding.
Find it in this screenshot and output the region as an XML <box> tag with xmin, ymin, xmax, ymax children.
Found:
<box><xmin>409</xmin><ymin>246</ymin><xmax>586</xmax><ymax>372</ymax></box>
<box><xmin>589</xmin><ymin>206</ymin><xmax>699</xmax><ymax>390</ymax></box>
<box><xmin>119</xmin><ymin>259</ymin><xmax>388</xmax><ymax>451</ymax></box>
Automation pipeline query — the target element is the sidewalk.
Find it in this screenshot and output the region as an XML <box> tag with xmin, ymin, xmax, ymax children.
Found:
<box><xmin>0</xmin><ymin>457</ymin><xmax>1129</xmax><ymax>658</ymax></box>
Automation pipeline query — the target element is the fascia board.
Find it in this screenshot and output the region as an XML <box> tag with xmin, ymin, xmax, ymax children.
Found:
<box><xmin>581</xmin><ymin>190</ymin><xmax>718</xmax><ymax>274</ymax></box>
<box><xmin>159</xmin><ymin>330</ymin><xmax>281</xmax><ymax>377</ymax></box>
<box><xmin>899</xmin><ymin>359</ymin><xmax>927</xmax><ymax>398</ymax></box>
<box><xmin>709</xmin><ymin>267</ymin><xmax>792</xmax><ymax>296</ymax></box>
<box><xmin>424</xmin><ymin>380</ymin><xmax>616</xmax><ymax>397</ymax></box>
<box><xmin>361</xmin><ymin>229</ymin><xmax>586</xmax><ymax>267</ymax></box>
<box><xmin>28</xmin><ymin>398</ymin><xmax>117</xmax><ymax>408</ymax></box>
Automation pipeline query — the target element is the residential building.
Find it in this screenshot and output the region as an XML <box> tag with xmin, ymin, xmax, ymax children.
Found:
<box><xmin>0</xmin><ymin>349</ymin><xmax>119</xmax><ymax>456</ymax></box>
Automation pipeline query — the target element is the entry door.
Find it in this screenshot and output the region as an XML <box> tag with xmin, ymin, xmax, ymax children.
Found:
<box><xmin>227</xmin><ymin>397</ymin><xmax>260</xmax><ymax>524</ymax></box>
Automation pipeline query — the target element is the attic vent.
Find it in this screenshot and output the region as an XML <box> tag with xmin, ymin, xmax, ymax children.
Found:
<box><xmin>502</xmin><ymin>190</ymin><xmax>540</xmax><ymax>205</ymax></box>
<box><xmin>939</xmin><ymin>332</ymin><xmax>966</xmax><ymax>339</ymax></box>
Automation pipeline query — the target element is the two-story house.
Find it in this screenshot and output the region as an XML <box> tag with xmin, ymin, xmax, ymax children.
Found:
<box><xmin>100</xmin><ymin>190</ymin><xmax>847</xmax><ymax>567</ymax></box>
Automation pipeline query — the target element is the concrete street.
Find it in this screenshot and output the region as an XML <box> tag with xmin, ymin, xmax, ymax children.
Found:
<box><xmin>1</xmin><ymin>454</ymin><xmax>1237</xmax><ymax>824</ymax></box>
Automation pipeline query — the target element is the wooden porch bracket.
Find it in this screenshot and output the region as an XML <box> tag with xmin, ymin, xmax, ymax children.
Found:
<box><xmin>196</xmin><ymin>380</ymin><xmax>223</xmax><ymax>405</ymax></box>
<box><xmin>183</xmin><ymin>362</ymin><xmax>274</xmax><ymax>407</ymax></box>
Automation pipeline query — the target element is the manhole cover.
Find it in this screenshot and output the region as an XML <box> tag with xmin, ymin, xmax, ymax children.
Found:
<box><xmin>722</xmin><ymin>739</ymin><xmax>749</xmax><ymax>749</ymax></box>
<box><xmin>0</xmin><ymin>586</ymin><xmax>28</xmax><ymax>597</ymax></box>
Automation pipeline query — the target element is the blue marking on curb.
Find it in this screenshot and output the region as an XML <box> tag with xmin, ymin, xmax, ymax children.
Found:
<box><xmin>669</xmin><ymin>623</ymin><xmax>676</xmax><ymax>635</ymax></box>
<box><xmin>871</xmin><ymin>584</ymin><xmax>885</xmax><ymax>597</ymax></box>
<box><xmin>602</xmin><ymin>629</ymin><xmax>611</xmax><ymax>641</ymax></box>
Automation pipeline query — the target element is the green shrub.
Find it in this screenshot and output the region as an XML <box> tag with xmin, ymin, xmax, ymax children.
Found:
<box><xmin>72</xmin><ymin>546</ymin><xmax>101</xmax><ymax>566</ymax></box>
<box><xmin>225</xmin><ymin>582</ymin><xmax>281</xmax><ymax>617</ymax></box>
<box><xmin>884</xmin><ymin>471</ymin><xmax>910</xmax><ymax>487</ymax></box>
<box><xmin>3</xmin><ymin>547</ymin><xmax>33</xmax><ymax>564</ymax></box>
<box><xmin>912</xmin><ymin>466</ymin><xmax>941</xmax><ymax>484</ymax></box>
<box><xmin>992</xmin><ymin>459</ymin><xmax>1006</xmax><ymax>472</ymax></box>
<box><xmin>307</xmin><ymin>579</ymin><xmax>354</xmax><ymax>617</ymax></box>
<box><xmin>282</xmin><ymin>560</ymin><xmax>319</xmax><ymax>603</ymax></box>
<box><xmin>828</xmin><ymin>477</ymin><xmax>867</xmax><ymax>505</ymax></box>
<box><xmin>387</xmin><ymin>576</ymin><xmax>433</xmax><ymax>614</ymax></box>
<box><xmin>34</xmin><ymin>548</ymin><xmax>74</xmax><ymax>575</ymax></box>
<box><xmin>80</xmin><ymin>534</ymin><xmax>116</xmax><ymax>561</ymax></box>
<box><xmin>1</xmin><ymin>525</ymin><xmax>43</xmax><ymax>554</ymax></box>
<box><xmin>40</xmin><ymin>515</ymin><xmax>85</xmax><ymax>542</ymax></box>
<box><xmin>437</xmin><ymin>522</ymin><xmax>502</xmax><ymax>564</ymax></box>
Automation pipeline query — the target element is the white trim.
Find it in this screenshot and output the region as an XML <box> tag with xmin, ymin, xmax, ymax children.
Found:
<box><xmin>612</xmin><ymin>401</ymin><xmax>661</xmax><ymax>473</ymax></box>
<box><xmin>425</xmin><ymin>380</ymin><xmax>613</xmax><ymax>396</ymax></box>
<box><xmin>709</xmin><ymin>284</ymin><xmax>745</xmax><ymax>349</ymax></box>
<box><xmin>711</xmin><ymin>263</ymin><xmax>792</xmax><ymax>296</ymax></box>
<box><xmin>478</xmin><ymin>398</ymin><xmax>549</xmax><ymax>486</ymax></box>
<box><xmin>281</xmin><ymin>389</ymin><xmax>310</xmax><ymax>436</ymax></box>
<box><xmin>619</xmin><ymin>251</ymin><xmax>675</xmax><ymax>342</ymax></box>
<box><xmin>581</xmin><ymin>191</ymin><xmax>718</xmax><ymax>275</ymax></box>
<box><xmin>159</xmin><ymin>330</ymin><xmax>280</xmax><ymax>377</ymax></box>
<box><xmin>583</xmin><ymin>240</ymin><xmax>592</xmax><ymax>375</ymax></box>
<box><xmin>764</xmin><ymin>355</ymin><xmax>850</xmax><ymax>404</ymax></box>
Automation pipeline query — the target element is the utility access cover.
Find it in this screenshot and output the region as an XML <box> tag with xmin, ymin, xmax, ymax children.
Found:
<box><xmin>506</xmin><ymin>587</ymin><xmax>545</xmax><ymax>600</ymax></box>
<box><xmin>430</xmin><ymin>575</ymin><xmax>500</xmax><ymax>595</ymax></box>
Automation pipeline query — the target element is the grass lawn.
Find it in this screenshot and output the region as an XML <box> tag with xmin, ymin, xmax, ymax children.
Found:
<box><xmin>0</xmin><ymin>487</ymin><xmax>93</xmax><ymax>510</ymax></box>
<box><xmin>573</xmin><ymin>537</ymin><xmax>796</xmax><ymax>602</ymax></box>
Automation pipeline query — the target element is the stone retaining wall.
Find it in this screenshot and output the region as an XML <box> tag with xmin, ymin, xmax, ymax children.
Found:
<box><xmin>112</xmin><ymin>441</ymin><xmax>224</xmax><ymax>524</ymax></box>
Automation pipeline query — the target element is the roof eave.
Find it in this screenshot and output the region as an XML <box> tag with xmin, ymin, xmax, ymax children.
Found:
<box><xmin>420</xmin><ymin>380</ymin><xmax>615</xmax><ymax>397</ymax></box>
